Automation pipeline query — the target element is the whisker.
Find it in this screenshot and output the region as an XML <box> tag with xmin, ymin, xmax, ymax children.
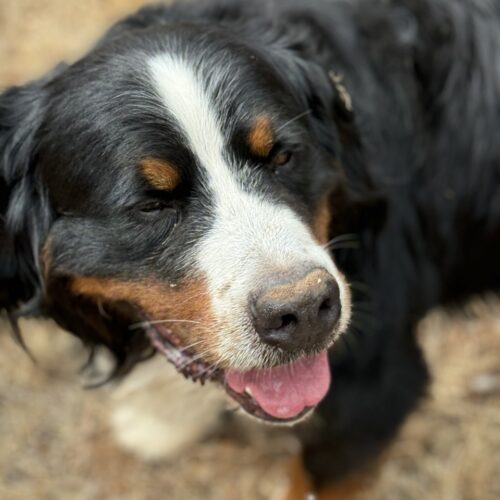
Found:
<box><xmin>350</xmin><ymin>281</ymin><xmax>374</xmax><ymax>297</ymax></box>
<box><xmin>129</xmin><ymin>318</ymin><xmax>201</xmax><ymax>330</ymax></box>
<box><xmin>177</xmin><ymin>351</ymin><xmax>214</xmax><ymax>371</ymax></box>
<box><xmin>177</xmin><ymin>339</ymin><xmax>206</xmax><ymax>354</ymax></box>
<box><xmin>340</xmin><ymin>333</ymin><xmax>355</xmax><ymax>357</ymax></box>
<box><xmin>147</xmin><ymin>319</ymin><xmax>201</xmax><ymax>326</ymax></box>
<box><xmin>323</xmin><ymin>233</ymin><xmax>359</xmax><ymax>250</ymax></box>
<box><xmin>275</xmin><ymin>109</ymin><xmax>312</xmax><ymax>133</ymax></box>
<box><xmin>196</xmin><ymin>363</ymin><xmax>219</xmax><ymax>378</ymax></box>
<box><xmin>329</xmin><ymin>241</ymin><xmax>361</xmax><ymax>251</ymax></box>
<box><xmin>351</xmin><ymin>300</ymin><xmax>376</xmax><ymax>311</ymax></box>
<box><xmin>349</xmin><ymin>317</ymin><xmax>377</xmax><ymax>336</ymax></box>
<box><xmin>349</xmin><ymin>310</ymin><xmax>372</xmax><ymax>328</ymax></box>
<box><xmin>96</xmin><ymin>299</ymin><xmax>112</xmax><ymax>320</ymax></box>
<box><xmin>172</xmin><ymin>289</ymin><xmax>211</xmax><ymax>307</ymax></box>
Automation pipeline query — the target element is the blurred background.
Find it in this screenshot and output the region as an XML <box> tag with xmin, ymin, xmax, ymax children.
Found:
<box><xmin>1</xmin><ymin>1</ymin><xmax>500</xmax><ymax>499</ymax></box>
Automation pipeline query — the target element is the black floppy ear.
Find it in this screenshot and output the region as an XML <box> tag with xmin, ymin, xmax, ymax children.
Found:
<box><xmin>0</xmin><ymin>67</ymin><xmax>65</xmax><ymax>313</ymax></box>
<box><xmin>268</xmin><ymin>37</ymin><xmax>360</xmax><ymax>158</ymax></box>
<box><xmin>271</xmin><ymin>48</ymin><xmax>367</xmax><ymax>190</ymax></box>
<box><xmin>303</xmin><ymin>65</ymin><xmax>359</xmax><ymax>155</ymax></box>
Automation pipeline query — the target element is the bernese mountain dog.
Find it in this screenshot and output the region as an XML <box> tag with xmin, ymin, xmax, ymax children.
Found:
<box><xmin>2</xmin><ymin>0</ymin><xmax>500</xmax><ymax>496</ymax></box>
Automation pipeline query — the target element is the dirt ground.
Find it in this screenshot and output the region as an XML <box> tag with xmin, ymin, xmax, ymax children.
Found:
<box><xmin>2</xmin><ymin>1</ymin><xmax>500</xmax><ymax>499</ymax></box>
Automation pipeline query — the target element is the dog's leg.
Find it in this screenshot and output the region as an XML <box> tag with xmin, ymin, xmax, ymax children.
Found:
<box><xmin>282</xmin><ymin>456</ymin><xmax>314</xmax><ymax>500</ymax></box>
<box><xmin>283</xmin><ymin>455</ymin><xmax>379</xmax><ymax>500</ymax></box>
<box><xmin>109</xmin><ymin>356</ymin><xmax>227</xmax><ymax>461</ymax></box>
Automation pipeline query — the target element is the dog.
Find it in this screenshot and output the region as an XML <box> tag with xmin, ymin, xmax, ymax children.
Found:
<box><xmin>2</xmin><ymin>0</ymin><xmax>500</xmax><ymax>496</ymax></box>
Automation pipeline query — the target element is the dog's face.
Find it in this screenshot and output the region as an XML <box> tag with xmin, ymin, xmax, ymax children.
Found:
<box><xmin>1</xmin><ymin>25</ymin><xmax>352</xmax><ymax>423</ymax></box>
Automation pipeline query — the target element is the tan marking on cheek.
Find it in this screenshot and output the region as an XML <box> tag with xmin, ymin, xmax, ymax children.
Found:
<box><xmin>71</xmin><ymin>277</ymin><xmax>209</xmax><ymax>321</ymax></box>
<box><xmin>71</xmin><ymin>276</ymin><xmax>227</xmax><ymax>362</ymax></box>
<box><xmin>312</xmin><ymin>197</ymin><xmax>332</xmax><ymax>245</ymax></box>
<box><xmin>247</xmin><ymin>115</ymin><xmax>274</xmax><ymax>157</ymax></box>
<box><xmin>140</xmin><ymin>158</ymin><xmax>180</xmax><ymax>191</ymax></box>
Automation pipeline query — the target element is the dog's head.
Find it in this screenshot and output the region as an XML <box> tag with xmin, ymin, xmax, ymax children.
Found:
<box><xmin>0</xmin><ymin>21</ymin><xmax>355</xmax><ymax>423</ymax></box>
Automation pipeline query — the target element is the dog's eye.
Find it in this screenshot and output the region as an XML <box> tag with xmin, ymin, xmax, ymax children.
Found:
<box><xmin>271</xmin><ymin>150</ymin><xmax>292</xmax><ymax>168</ymax></box>
<box><xmin>138</xmin><ymin>201</ymin><xmax>171</xmax><ymax>213</ymax></box>
<box><xmin>134</xmin><ymin>200</ymin><xmax>180</xmax><ymax>226</ymax></box>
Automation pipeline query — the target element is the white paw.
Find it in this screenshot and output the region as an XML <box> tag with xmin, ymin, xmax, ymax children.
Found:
<box><xmin>109</xmin><ymin>357</ymin><xmax>226</xmax><ymax>461</ymax></box>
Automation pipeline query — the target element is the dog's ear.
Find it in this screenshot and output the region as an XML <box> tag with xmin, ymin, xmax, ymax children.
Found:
<box><xmin>272</xmin><ymin>50</ymin><xmax>358</xmax><ymax>155</ymax></box>
<box><xmin>0</xmin><ymin>67</ymin><xmax>65</xmax><ymax>314</ymax></box>
<box><xmin>298</xmin><ymin>62</ymin><xmax>359</xmax><ymax>156</ymax></box>
<box><xmin>260</xmin><ymin>12</ymin><xmax>362</xmax><ymax>156</ymax></box>
<box><xmin>265</xmin><ymin>32</ymin><xmax>372</xmax><ymax>204</ymax></box>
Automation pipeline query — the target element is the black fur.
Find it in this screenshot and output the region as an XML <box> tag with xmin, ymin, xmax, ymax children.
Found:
<box><xmin>2</xmin><ymin>0</ymin><xmax>500</xmax><ymax>488</ymax></box>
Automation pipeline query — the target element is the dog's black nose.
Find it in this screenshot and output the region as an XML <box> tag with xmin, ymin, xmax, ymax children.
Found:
<box><xmin>250</xmin><ymin>268</ymin><xmax>341</xmax><ymax>352</ymax></box>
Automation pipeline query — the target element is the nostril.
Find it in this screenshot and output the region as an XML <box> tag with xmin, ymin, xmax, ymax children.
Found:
<box><xmin>279</xmin><ymin>313</ymin><xmax>297</xmax><ymax>330</ymax></box>
<box><xmin>319</xmin><ymin>299</ymin><xmax>332</xmax><ymax>312</ymax></box>
<box><xmin>318</xmin><ymin>298</ymin><xmax>334</xmax><ymax>322</ymax></box>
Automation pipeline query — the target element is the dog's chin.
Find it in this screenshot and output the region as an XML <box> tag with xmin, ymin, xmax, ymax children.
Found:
<box><xmin>145</xmin><ymin>324</ymin><xmax>331</xmax><ymax>425</ymax></box>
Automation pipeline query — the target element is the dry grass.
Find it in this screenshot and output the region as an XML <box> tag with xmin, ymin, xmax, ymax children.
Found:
<box><xmin>1</xmin><ymin>1</ymin><xmax>500</xmax><ymax>499</ymax></box>
<box><xmin>0</xmin><ymin>0</ymin><xmax>152</xmax><ymax>86</ymax></box>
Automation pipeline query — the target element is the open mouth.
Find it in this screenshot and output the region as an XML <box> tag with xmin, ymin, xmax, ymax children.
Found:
<box><xmin>146</xmin><ymin>325</ymin><xmax>331</xmax><ymax>424</ymax></box>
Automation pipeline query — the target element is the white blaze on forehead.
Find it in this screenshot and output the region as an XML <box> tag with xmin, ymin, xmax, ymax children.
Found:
<box><xmin>148</xmin><ymin>54</ymin><xmax>350</xmax><ymax>358</ymax></box>
<box><xmin>148</xmin><ymin>55</ymin><xmax>232</xmax><ymax>193</ymax></box>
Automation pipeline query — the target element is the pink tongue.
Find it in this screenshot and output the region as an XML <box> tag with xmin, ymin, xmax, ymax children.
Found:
<box><xmin>225</xmin><ymin>352</ymin><xmax>331</xmax><ymax>420</ymax></box>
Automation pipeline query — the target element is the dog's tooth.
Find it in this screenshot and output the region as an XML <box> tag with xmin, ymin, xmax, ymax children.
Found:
<box><xmin>245</xmin><ymin>387</ymin><xmax>254</xmax><ymax>397</ymax></box>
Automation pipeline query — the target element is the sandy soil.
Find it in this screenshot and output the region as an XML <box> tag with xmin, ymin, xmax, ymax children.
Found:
<box><xmin>2</xmin><ymin>1</ymin><xmax>500</xmax><ymax>499</ymax></box>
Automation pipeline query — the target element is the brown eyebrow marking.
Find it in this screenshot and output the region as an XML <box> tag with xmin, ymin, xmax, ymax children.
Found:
<box><xmin>140</xmin><ymin>158</ymin><xmax>180</xmax><ymax>191</ymax></box>
<box><xmin>247</xmin><ymin>115</ymin><xmax>274</xmax><ymax>157</ymax></box>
